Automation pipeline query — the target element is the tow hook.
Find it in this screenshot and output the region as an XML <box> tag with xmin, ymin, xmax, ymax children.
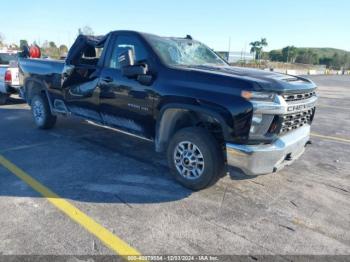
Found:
<box><xmin>305</xmin><ymin>140</ymin><xmax>312</xmax><ymax>147</ymax></box>
<box><xmin>285</xmin><ymin>153</ymin><xmax>293</xmax><ymax>161</ymax></box>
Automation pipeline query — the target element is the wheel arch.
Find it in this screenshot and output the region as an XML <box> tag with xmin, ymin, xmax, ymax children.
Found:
<box><xmin>24</xmin><ymin>78</ymin><xmax>54</xmax><ymax>113</ymax></box>
<box><xmin>155</xmin><ymin>103</ymin><xmax>232</xmax><ymax>152</ymax></box>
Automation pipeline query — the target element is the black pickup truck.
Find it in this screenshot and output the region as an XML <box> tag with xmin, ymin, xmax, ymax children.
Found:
<box><xmin>18</xmin><ymin>31</ymin><xmax>317</xmax><ymax>190</ymax></box>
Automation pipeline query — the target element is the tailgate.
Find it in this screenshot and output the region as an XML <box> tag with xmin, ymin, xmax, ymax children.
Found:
<box><xmin>8</xmin><ymin>67</ymin><xmax>20</xmax><ymax>87</ymax></box>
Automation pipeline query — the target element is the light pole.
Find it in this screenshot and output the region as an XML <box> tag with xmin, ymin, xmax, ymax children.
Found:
<box><xmin>228</xmin><ymin>37</ymin><xmax>231</xmax><ymax>62</ymax></box>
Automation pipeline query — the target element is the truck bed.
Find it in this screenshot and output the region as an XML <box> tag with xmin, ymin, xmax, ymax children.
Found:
<box><xmin>19</xmin><ymin>58</ymin><xmax>65</xmax><ymax>77</ymax></box>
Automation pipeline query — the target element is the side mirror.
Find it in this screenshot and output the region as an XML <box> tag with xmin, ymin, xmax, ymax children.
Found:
<box><xmin>118</xmin><ymin>49</ymin><xmax>135</xmax><ymax>68</ymax></box>
<box><xmin>118</xmin><ymin>49</ymin><xmax>148</xmax><ymax>78</ymax></box>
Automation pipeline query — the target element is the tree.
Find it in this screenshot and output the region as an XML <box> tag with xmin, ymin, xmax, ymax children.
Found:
<box><xmin>78</xmin><ymin>26</ymin><xmax>94</xmax><ymax>36</ymax></box>
<box><xmin>269</xmin><ymin>50</ymin><xmax>283</xmax><ymax>61</ymax></box>
<box><xmin>295</xmin><ymin>49</ymin><xmax>319</xmax><ymax>65</ymax></box>
<box><xmin>249</xmin><ymin>41</ymin><xmax>260</xmax><ymax>60</ymax></box>
<box><xmin>319</xmin><ymin>52</ymin><xmax>350</xmax><ymax>69</ymax></box>
<box><xmin>311</xmin><ymin>52</ymin><xmax>319</xmax><ymax>65</ymax></box>
<box><xmin>331</xmin><ymin>52</ymin><xmax>342</xmax><ymax>69</ymax></box>
<box><xmin>41</xmin><ymin>40</ymin><xmax>49</xmax><ymax>49</ymax></box>
<box><xmin>281</xmin><ymin>46</ymin><xmax>298</xmax><ymax>63</ymax></box>
<box><xmin>341</xmin><ymin>53</ymin><xmax>349</xmax><ymax>69</ymax></box>
<box><xmin>20</xmin><ymin>39</ymin><xmax>28</xmax><ymax>49</ymax></box>
<box><xmin>260</xmin><ymin>38</ymin><xmax>268</xmax><ymax>49</ymax></box>
<box><xmin>49</xmin><ymin>41</ymin><xmax>57</xmax><ymax>48</ymax></box>
<box><xmin>59</xmin><ymin>44</ymin><xmax>68</xmax><ymax>56</ymax></box>
<box><xmin>41</xmin><ymin>40</ymin><xmax>60</xmax><ymax>58</ymax></box>
<box><xmin>259</xmin><ymin>38</ymin><xmax>268</xmax><ymax>60</ymax></box>
<box><xmin>250</xmin><ymin>38</ymin><xmax>268</xmax><ymax>60</ymax></box>
<box><xmin>0</xmin><ymin>33</ymin><xmax>4</xmax><ymax>48</ymax></box>
<box><xmin>319</xmin><ymin>57</ymin><xmax>333</xmax><ymax>67</ymax></box>
<box><xmin>9</xmin><ymin>43</ymin><xmax>19</xmax><ymax>50</ymax></box>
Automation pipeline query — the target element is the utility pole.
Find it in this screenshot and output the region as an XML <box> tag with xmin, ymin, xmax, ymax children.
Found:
<box><xmin>228</xmin><ymin>37</ymin><xmax>231</xmax><ymax>62</ymax></box>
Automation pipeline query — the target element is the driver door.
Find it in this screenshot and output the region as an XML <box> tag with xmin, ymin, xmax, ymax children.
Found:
<box><xmin>99</xmin><ymin>34</ymin><xmax>156</xmax><ymax>138</ymax></box>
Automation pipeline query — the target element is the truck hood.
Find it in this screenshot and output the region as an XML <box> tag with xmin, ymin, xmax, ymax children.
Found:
<box><xmin>184</xmin><ymin>65</ymin><xmax>317</xmax><ymax>93</ymax></box>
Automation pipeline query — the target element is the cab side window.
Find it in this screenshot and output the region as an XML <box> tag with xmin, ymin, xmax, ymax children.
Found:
<box><xmin>108</xmin><ymin>35</ymin><xmax>148</xmax><ymax>69</ymax></box>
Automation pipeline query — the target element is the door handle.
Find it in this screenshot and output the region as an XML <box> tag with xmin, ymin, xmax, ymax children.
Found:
<box><xmin>102</xmin><ymin>76</ymin><xmax>113</xmax><ymax>83</ymax></box>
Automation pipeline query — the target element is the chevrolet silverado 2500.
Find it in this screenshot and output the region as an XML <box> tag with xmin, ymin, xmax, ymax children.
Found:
<box><xmin>18</xmin><ymin>31</ymin><xmax>317</xmax><ymax>190</ymax></box>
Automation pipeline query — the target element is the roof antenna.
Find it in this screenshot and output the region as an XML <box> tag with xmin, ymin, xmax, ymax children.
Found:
<box><xmin>185</xmin><ymin>35</ymin><xmax>193</xmax><ymax>40</ymax></box>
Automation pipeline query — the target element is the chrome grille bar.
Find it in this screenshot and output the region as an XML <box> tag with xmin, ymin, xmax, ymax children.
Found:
<box><xmin>283</xmin><ymin>91</ymin><xmax>316</xmax><ymax>102</ymax></box>
<box><xmin>280</xmin><ymin>108</ymin><xmax>315</xmax><ymax>133</ymax></box>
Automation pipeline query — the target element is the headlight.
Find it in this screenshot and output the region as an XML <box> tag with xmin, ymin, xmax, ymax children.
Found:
<box><xmin>248</xmin><ymin>113</ymin><xmax>276</xmax><ymax>138</ymax></box>
<box><xmin>241</xmin><ymin>91</ymin><xmax>275</xmax><ymax>101</ymax></box>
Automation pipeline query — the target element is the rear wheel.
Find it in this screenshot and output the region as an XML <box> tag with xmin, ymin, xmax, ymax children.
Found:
<box><xmin>167</xmin><ymin>127</ymin><xmax>224</xmax><ymax>190</ymax></box>
<box><xmin>0</xmin><ymin>93</ymin><xmax>9</xmax><ymax>105</ymax></box>
<box><xmin>30</xmin><ymin>94</ymin><xmax>57</xmax><ymax>129</ymax></box>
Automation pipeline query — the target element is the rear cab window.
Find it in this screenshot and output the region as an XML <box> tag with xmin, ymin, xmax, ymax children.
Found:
<box><xmin>77</xmin><ymin>46</ymin><xmax>104</xmax><ymax>66</ymax></box>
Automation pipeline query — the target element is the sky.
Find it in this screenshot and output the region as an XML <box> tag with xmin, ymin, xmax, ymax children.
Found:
<box><xmin>1</xmin><ymin>0</ymin><xmax>350</xmax><ymax>52</ymax></box>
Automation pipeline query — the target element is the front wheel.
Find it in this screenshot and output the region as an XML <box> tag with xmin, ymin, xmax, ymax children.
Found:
<box><xmin>167</xmin><ymin>127</ymin><xmax>224</xmax><ymax>190</ymax></box>
<box><xmin>30</xmin><ymin>94</ymin><xmax>57</xmax><ymax>129</ymax></box>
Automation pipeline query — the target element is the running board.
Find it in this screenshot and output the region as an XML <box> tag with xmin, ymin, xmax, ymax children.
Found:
<box><xmin>86</xmin><ymin>120</ymin><xmax>153</xmax><ymax>142</ymax></box>
<box><xmin>53</xmin><ymin>99</ymin><xmax>69</xmax><ymax>114</ymax></box>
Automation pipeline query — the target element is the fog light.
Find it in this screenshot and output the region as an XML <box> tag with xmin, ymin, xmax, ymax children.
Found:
<box><xmin>250</xmin><ymin>114</ymin><xmax>263</xmax><ymax>134</ymax></box>
<box><xmin>252</xmin><ymin>114</ymin><xmax>263</xmax><ymax>124</ymax></box>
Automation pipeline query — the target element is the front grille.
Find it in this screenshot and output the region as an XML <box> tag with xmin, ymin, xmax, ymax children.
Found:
<box><xmin>280</xmin><ymin>108</ymin><xmax>315</xmax><ymax>134</ymax></box>
<box><xmin>283</xmin><ymin>91</ymin><xmax>316</xmax><ymax>102</ymax></box>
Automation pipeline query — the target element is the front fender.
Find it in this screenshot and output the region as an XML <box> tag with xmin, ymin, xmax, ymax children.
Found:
<box><xmin>155</xmin><ymin>103</ymin><xmax>235</xmax><ymax>152</ymax></box>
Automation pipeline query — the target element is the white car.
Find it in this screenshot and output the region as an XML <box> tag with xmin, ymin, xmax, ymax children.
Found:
<box><xmin>0</xmin><ymin>50</ymin><xmax>20</xmax><ymax>104</ymax></box>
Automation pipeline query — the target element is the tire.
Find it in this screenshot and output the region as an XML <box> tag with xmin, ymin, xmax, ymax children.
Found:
<box><xmin>0</xmin><ymin>93</ymin><xmax>9</xmax><ymax>105</ymax></box>
<box><xmin>30</xmin><ymin>94</ymin><xmax>57</xmax><ymax>129</ymax></box>
<box><xmin>167</xmin><ymin>127</ymin><xmax>224</xmax><ymax>190</ymax></box>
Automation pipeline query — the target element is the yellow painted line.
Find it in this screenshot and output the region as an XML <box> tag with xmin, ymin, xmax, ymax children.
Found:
<box><xmin>0</xmin><ymin>155</ymin><xmax>144</xmax><ymax>261</ymax></box>
<box><xmin>311</xmin><ymin>133</ymin><xmax>350</xmax><ymax>144</ymax></box>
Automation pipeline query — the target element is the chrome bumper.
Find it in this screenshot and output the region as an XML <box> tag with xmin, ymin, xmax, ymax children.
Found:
<box><xmin>226</xmin><ymin>125</ymin><xmax>311</xmax><ymax>176</ymax></box>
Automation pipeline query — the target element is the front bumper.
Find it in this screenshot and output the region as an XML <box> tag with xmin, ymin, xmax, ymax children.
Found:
<box><xmin>226</xmin><ymin>125</ymin><xmax>311</xmax><ymax>176</ymax></box>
